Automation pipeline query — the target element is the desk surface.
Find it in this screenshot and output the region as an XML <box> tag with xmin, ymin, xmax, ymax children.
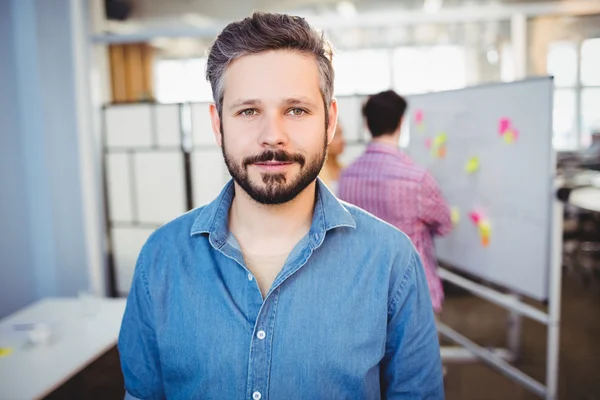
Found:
<box><xmin>0</xmin><ymin>297</ymin><xmax>126</xmax><ymax>400</ymax></box>
<box><xmin>569</xmin><ymin>186</ymin><xmax>600</xmax><ymax>213</ymax></box>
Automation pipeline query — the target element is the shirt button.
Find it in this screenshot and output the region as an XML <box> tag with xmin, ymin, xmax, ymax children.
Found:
<box><xmin>248</xmin><ymin>274</ymin><xmax>253</xmax><ymax>281</ymax></box>
<box><xmin>257</xmin><ymin>330</ymin><xmax>266</xmax><ymax>340</ymax></box>
<box><xmin>252</xmin><ymin>391</ymin><xmax>262</xmax><ymax>400</ymax></box>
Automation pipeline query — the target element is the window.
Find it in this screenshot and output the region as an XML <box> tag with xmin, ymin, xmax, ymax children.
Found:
<box><xmin>333</xmin><ymin>49</ymin><xmax>392</xmax><ymax>96</ymax></box>
<box><xmin>546</xmin><ymin>38</ymin><xmax>600</xmax><ymax>150</ymax></box>
<box><xmin>581</xmin><ymin>88</ymin><xmax>600</xmax><ymax>148</ymax></box>
<box><xmin>553</xmin><ymin>90</ymin><xmax>577</xmax><ymax>150</ymax></box>
<box><xmin>580</xmin><ymin>38</ymin><xmax>600</xmax><ymax>86</ymax></box>
<box><xmin>392</xmin><ymin>46</ymin><xmax>467</xmax><ymax>95</ymax></box>
<box><xmin>154</xmin><ymin>58</ymin><xmax>213</xmax><ymax>103</ymax></box>
<box><xmin>547</xmin><ymin>42</ymin><xmax>577</xmax><ymax>87</ymax></box>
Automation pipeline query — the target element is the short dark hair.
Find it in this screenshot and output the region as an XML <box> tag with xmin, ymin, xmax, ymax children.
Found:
<box><xmin>206</xmin><ymin>12</ymin><xmax>334</xmax><ymax>119</ymax></box>
<box><xmin>362</xmin><ymin>90</ymin><xmax>407</xmax><ymax>138</ymax></box>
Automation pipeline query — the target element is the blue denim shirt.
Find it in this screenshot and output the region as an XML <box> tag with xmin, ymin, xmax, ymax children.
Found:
<box><xmin>118</xmin><ymin>179</ymin><xmax>443</xmax><ymax>400</ymax></box>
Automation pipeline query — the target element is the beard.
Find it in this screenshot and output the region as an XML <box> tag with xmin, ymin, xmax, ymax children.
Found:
<box><xmin>222</xmin><ymin>134</ymin><xmax>327</xmax><ymax>205</ymax></box>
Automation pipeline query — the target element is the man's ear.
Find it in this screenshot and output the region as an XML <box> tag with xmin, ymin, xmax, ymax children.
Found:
<box><xmin>209</xmin><ymin>103</ymin><xmax>223</xmax><ymax>147</ymax></box>
<box><xmin>327</xmin><ymin>98</ymin><xmax>339</xmax><ymax>145</ymax></box>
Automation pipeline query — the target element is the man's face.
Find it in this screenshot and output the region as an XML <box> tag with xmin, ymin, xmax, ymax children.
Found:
<box><xmin>210</xmin><ymin>50</ymin><xmax>338</xmax><ymax>205</ymax></box>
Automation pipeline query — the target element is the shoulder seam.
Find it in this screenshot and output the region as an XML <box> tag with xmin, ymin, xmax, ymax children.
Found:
<box><xmin>388</xmin><ymin>250</ymin><xmax>418</xmax><ymax>315</ymax></box>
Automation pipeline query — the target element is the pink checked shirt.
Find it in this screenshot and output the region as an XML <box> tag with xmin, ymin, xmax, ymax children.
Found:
<box><xmin>338</xmin><ymin>142</ymin><xmax>452</xmax><ymax>312</ymax></box>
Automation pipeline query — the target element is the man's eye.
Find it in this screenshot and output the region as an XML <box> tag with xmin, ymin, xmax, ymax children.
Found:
<box><xmin>240</xmin><ymin>109</ymin><xmax>258</xmax><ymax>116</ymax></box>
<box><xmin>287</xmin><ymin>108</ymin><xmax>306</xmax><ymax>116</ymax></box>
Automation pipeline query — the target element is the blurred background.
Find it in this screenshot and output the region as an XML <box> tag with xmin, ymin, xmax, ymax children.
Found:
<box><xmin>0</xmin><ymin>0</ymin><xmax>599</xmax><ymax>399</ymax></box>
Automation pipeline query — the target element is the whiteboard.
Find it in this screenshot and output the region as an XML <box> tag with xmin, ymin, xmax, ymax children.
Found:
<box><xmin>405</xmin><ymin>78</ymin><xmax>555</xmax><ymax>300</ymax></box>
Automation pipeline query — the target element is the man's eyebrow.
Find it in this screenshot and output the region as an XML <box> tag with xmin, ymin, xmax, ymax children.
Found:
<box><xmin>229</xmin><ymin>99</ymin><xmax>262</xmax><ymax>110</ymax></box>
<box><xmin>282</xmin><ymin>97</ymin><xmax>318</xmax><ymax>108</ymax></box>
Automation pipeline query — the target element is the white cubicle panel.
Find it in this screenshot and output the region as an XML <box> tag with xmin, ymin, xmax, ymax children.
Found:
<box><xmin>134</xmin><ymin>152</ymin><xmax>187</xmax><ymax>224</ymax></box>
<box><xmin>191</xmin><ymin>103</ymin><xmax>215</xmax><ymax>146</ymax></box>
<box><xmin>191</xmin><ymin>149</ymin><xmax>229</xmax><ymax>207</ymax></box>
<box><xmin>155</xmin><ymin>104</ymin><xmax>182</xmax><ymax>148</ymax></box>
<box><xmin>105</xmin><ymin>153</ymin><xmax>134</xmax><ymax>223</ymax></box>
<box><xmin>111</xmin><ymin>227</ymin><xmax>155</xmax><ymax>295</ymax></box>
<box><xmin>105</xmin><ymin>104</ymin><xmax>153</xmax><ymax>148</ymax></box>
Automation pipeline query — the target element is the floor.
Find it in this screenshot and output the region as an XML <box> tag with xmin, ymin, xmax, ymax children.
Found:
<box><xmin>44</xmin><ymin>273</ymin><xmax>600</xmax><ymax>400</ymax></box>
<box><xmin>440</xmin><ymin>274</ymin><xmax>600</xmax><ymax>400</ymax></box>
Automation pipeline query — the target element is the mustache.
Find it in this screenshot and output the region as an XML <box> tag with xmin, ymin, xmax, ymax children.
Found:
<box><xmin>243</xmin><ymin>150</ymin><xmax>306</xmax><ymax>168</ymax></box>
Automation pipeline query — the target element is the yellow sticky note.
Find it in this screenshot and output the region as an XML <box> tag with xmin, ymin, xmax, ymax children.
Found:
<box><xmin>0</xmin><ymin>347</ymin><xmax>13</xmax><ymax>357</ymax></box>
<box><xmin>464</xmin><ymin>157</ymin><xmax>480</xmax><ymax>174</ymax></box>
<box><xmin>433</xmin><ymin>133</ymin><xmax>447</xmax><ymax>147</ymax></box>
<box><xmin>451</xmin><ymin>208</ymin><xmax>460</xmax><ymax>225</ymax></box>
<box><xmin>504</xmin><ymin>131</ymin><xmax>515</xmax><ymax>144</ymax></box>
<box><xmin>479</xmin><ymin>220</ymin><xmax>491</xmax><ymax>236</ymax></box>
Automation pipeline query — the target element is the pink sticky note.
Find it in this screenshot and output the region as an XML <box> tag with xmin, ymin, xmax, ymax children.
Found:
<box><xmin>469</xmin><ymin>211</ymin><xmax>481</xmax><ymax>224</ymax></box>
<box><xmin>499</xmin><ymin>118</ymin><xmax>511</xmax><ymax>134</ymax></box>
<box><xmin>415</xmin><ymin>110</ymin><xmax>424</xmax><ymax>124</ymax></box>
<box><xmin>425</xmin><ymin>138</ymin><xmax>432</xmax><ymax>149</ymax></box>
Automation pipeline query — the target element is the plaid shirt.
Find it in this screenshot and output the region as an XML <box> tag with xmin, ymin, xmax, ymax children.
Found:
<box><xmin>339</xmin><ymin>143</ymin><xmax>452</xmax><ymax>312</ymax></box>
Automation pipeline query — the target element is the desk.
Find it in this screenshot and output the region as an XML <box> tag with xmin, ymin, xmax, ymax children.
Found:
<box><xmin>569</xmin><ymin>187</ymin><xmax>600</xmax><ymax>213</ymax></box>
<box><xmin>556</xmin><ymin>169</ymin><xmax>600</xmax><ymax>189</ymax></box>
<box><xmin>0</xmin><ymin>297</ymin><xmax>126</xmax><ymax>400</ymax></box>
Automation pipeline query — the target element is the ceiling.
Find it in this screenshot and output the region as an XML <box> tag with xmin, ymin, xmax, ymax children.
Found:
<box><xmin>128</xmin><ymin>0</ymin><xmax>556</xmax><ymax>23</ymax></box>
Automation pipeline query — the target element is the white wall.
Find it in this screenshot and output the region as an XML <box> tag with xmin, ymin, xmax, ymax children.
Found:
<box><xmin>0</xmin><ymin>0</ymin><xmax>39</xmax><ymax>318</ymax></box>
<box><xmin>0</xmin><ymin>0</ymin><xmax>104</xmax><ymax>317</ymax></box>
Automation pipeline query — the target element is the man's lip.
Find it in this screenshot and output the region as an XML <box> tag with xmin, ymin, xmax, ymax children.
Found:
<box><xmin>253</xmin><ymin>161</ymin><xmax>293</xmax><ymax>165</ymax></box>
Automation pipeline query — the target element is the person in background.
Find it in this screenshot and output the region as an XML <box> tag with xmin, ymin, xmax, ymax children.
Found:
<box><xmin>339</xmin><ymin>90</ymin><xmax>452</xmax><ymax>313</ymax></box>
<box><xmin>118</xmin><ymin>14</ymin><xmax>443</xmax><ymax>400</ymax></box>
<box><xmin>320</xmin><ymin>123</ymin><xmax>345</xmax><ymax>194</ymax></box>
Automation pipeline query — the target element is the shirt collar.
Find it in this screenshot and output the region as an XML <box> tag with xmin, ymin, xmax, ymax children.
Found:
<box><xmin>365</xmin><ymin>141</ymin><xmax>403</xmax><ymax>157</ymax></box>
<box><xmin>190</xmin><ymin>178</ymin><xmax>356</xmax><ymax>248</ymax></box>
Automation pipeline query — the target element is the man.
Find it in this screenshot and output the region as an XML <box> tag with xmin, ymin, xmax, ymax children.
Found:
<box><xmin>118</xmin><ymin>13</ymin><xmax>443</xmax><ymax>400</ymax></box>
<box><xmin>339</xmin><ymin>90</ymin><xmax>452</xmax><ymax>313</ymax></box>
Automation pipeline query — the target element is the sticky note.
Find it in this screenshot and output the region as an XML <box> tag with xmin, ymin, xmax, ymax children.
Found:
<box><xmin>0</xmin><ymin>347</ymin><xmax>13</xmax><ymax>357</ymax></box>
<box><xmin>451</xmin><ymin>207</ymin><xmax>460</xmax><ymax>225</ymax></box>
<box><xmin>433</xmin><ymin>133</ymin><xmax>447</xmax><ymax>147</ymax></box>
<box><xmin>499</xmin><ymin>118</ymin><xmax>519</xmax><ymax>144</ymax></box>
<box><xmin>481</xmin><ymin>235</ymin><xmax>490</xmax><ymax>247</ymax></box>
<box><xmin>464</xmin><ymin>157</ymin><xmax>480</xmax><ymax>174</ymax></box>
<box><xmin>499</xmin><ymin>117</ymin><xmax>511</xmax><ymax>134</ymax></box>
<box><xmin>479</xmin><ymin>220</ymin><xmax>491</xmax><ymax>235</ymax></box>
<box><xmin>415</xmin><ymin>110</ymin><xmax>424</xmax><ymax>124</ymax></box>
<box><xmin>437</xmin><ymin>145</ymin><xmax>447</xmax><ymax>159</ymax></box>
<box><xmin>469</xmin><ymin>211</ymin><xmax>481</xmax><ymax>224</ymax></box>
<box><xmin>503</xmin><ymin>128</ymin><xmax>518</xmax><ymax>144</ymax></box>
<box><xmin>425</xmin><ymin>138</ymin><xmax>432</xmax><ymax>149</ymax></box>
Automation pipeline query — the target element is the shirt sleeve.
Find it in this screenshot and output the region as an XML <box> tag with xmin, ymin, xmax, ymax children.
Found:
<box><xmin>418</xmin><ymin>171</ymin><xmax>452</xmax><ymax>236</ymax></box>
<box><xmin>381</xmin><ymin>250</ymin><xmax>445</xmax><ymax>399</ymax></box>
<box><xmin>118</xmin><ymin>250</ymin><xmax>165</xmax><ymax>400</ymax></box>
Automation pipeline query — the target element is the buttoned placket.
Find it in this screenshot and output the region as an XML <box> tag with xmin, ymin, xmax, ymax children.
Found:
<box><xmin>215</xmin><ymin>231</ymin><xmax>324</xmax><ymax>400</ymax></box>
